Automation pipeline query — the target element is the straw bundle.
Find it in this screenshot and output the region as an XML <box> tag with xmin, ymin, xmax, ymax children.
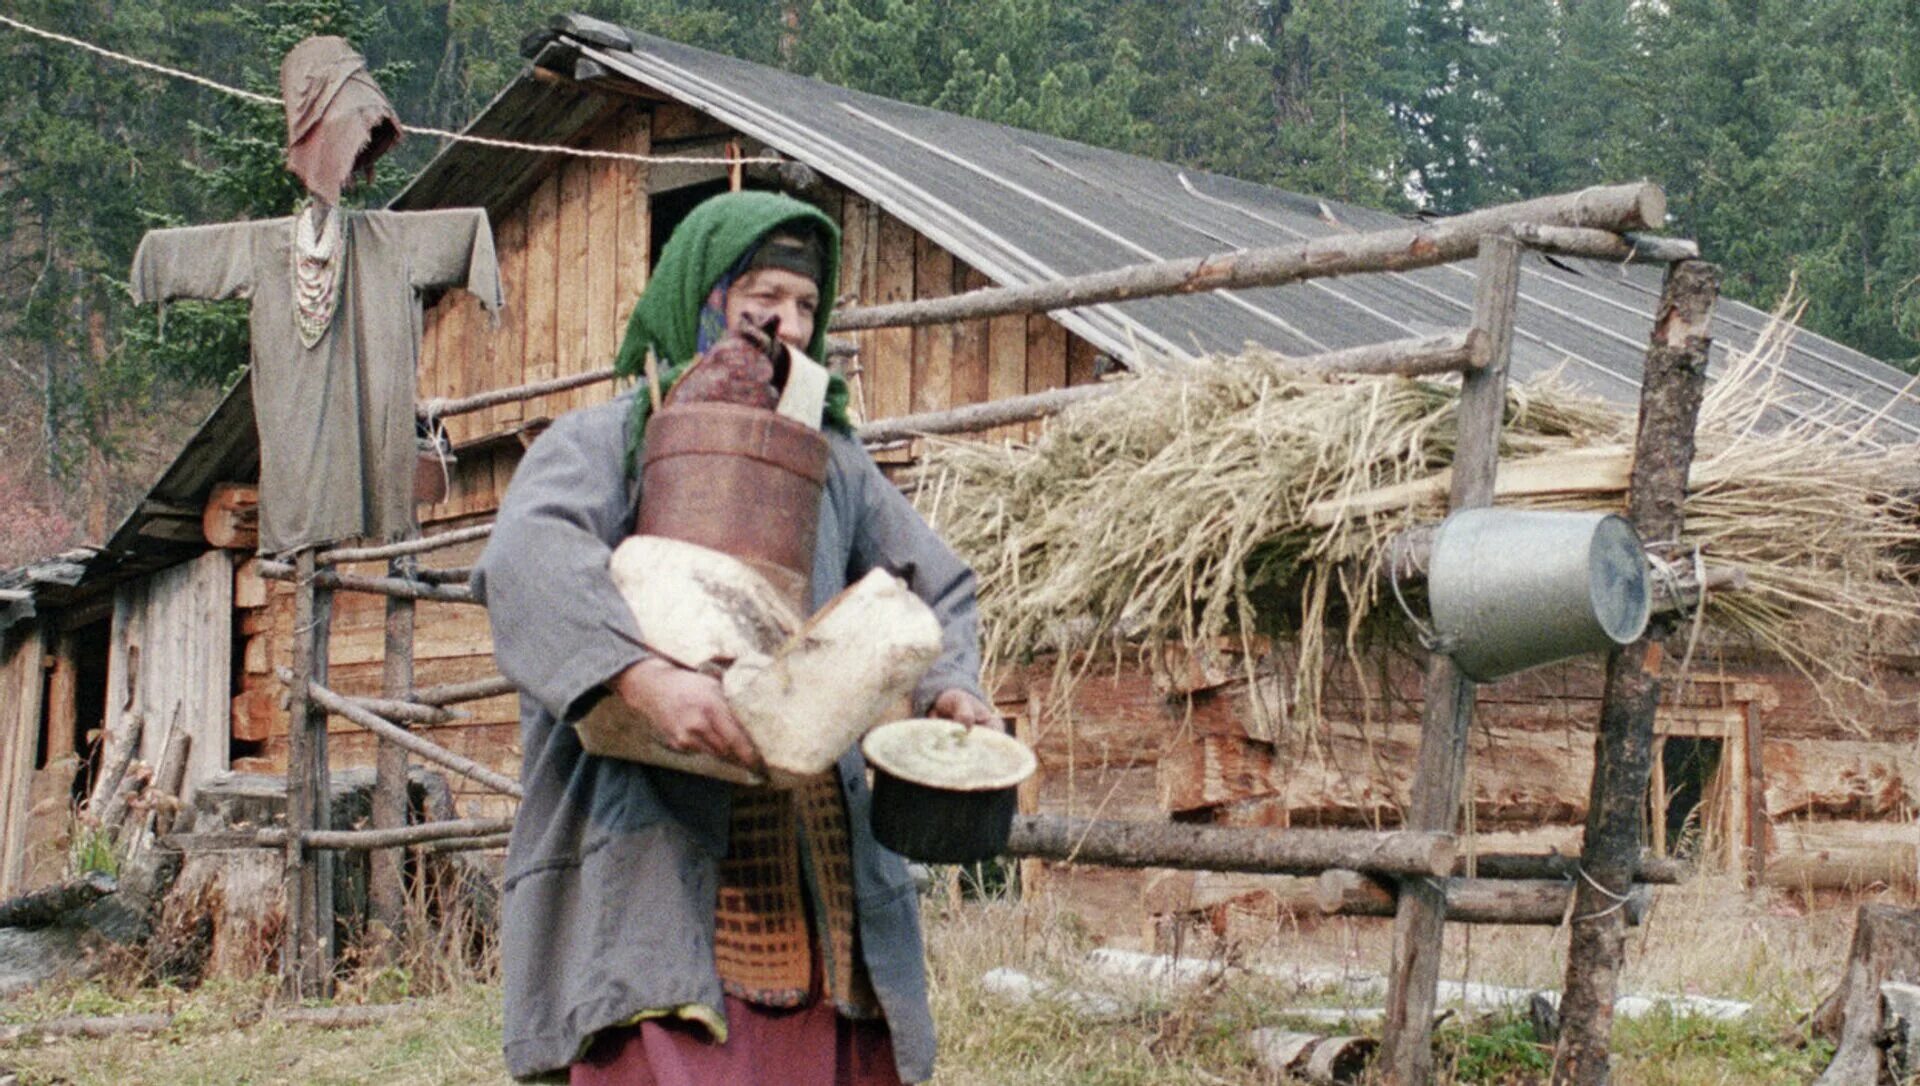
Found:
<box><xmin>914</xmin><ymin>307</ymin><xmax>1920</xmax><ymax>728</ymax></box>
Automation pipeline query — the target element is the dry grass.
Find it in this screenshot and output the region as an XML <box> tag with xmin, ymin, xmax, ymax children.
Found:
<box><xmin>915</xmin><ymin>302</ymin><xmax>1920</xmax><ymax>731</ymax></box>
<box><xmin>0</xmin><ymin>874</ymin><xmax>1882</xmax><ymax>1084</ymax></box>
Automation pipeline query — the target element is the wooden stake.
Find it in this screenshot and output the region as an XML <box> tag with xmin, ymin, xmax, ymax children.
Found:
<box><xmin>369</xmin><ymin>554</ymin><xmax>414</xmax><ymax>949</ymax></box>
<box><xmin>281</xmin><ymin>549</ymin><xmax>335</xmax><ymax>999</ymax></box>
<box><xmin>1552</xmin><ymin>259</ymin><xmax>1720</xmax><ymax>1086</ymax></box>
<box><xmin>1380</xmin><ymin>234</ymin><xmax>1523</xmax><ymax>1086</ymax></box>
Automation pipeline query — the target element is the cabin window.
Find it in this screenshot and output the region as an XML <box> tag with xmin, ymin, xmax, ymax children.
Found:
<box><xmin>649</xmin><ymin>179</ymin><xmax>731</xmax><ymax>271</ymax></box>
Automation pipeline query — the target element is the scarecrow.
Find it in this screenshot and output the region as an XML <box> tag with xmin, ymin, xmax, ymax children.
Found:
<box><xmin>132</xmin><ymin>36</ymin><xmax>501</xmax><ymax>554</ymax></box>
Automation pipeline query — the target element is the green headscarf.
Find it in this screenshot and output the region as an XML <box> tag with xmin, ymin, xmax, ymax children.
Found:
<box><xmin>613</xmin><ymin>191</ymin><xmax>852</xmax><ymax>472</ymax></box>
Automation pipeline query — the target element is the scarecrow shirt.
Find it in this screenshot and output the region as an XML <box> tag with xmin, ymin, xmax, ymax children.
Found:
<box><xmin>133</xmin><ymin>207</ymin><xmax>503</xmax><ymax>554</ymax></box>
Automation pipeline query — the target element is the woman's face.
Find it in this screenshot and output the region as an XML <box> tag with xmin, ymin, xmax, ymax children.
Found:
<box><xmin>724</xmin><ymin>267</ymin><xmax>820</xmax><ymax>353</ymax></box>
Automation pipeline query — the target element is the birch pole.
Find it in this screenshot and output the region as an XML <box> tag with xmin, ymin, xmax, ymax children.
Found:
<box><xmin>1552</xmin><ymin>260</ymin><xmax>1720</xmax><ymax>1085</ymax></box>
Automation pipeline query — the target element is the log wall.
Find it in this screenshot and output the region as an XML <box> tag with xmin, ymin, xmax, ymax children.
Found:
<box><xmin>1003</xmin><ymin>649</ymin><xmax>1920</xmax><ymax>943</ymax></box>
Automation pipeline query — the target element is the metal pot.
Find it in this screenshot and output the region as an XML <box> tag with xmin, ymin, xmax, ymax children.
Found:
<box><xmin>862</xmin><ymin>719</ymin><xmax>1036</xmax><ymax>864</ymax></box>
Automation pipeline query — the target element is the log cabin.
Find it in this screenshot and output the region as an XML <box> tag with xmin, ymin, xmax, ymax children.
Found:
<box><xmin>3</xmin><ymin>14</ymin><xmax>1917</xmax><ymax>944</ymax></box>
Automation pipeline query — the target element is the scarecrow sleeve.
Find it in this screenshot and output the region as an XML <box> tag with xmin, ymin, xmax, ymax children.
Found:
<box><xmin>368</xmin><ymin>208</ymin><xmax>504</xmax><ymax>314</ymax></box>
<box><xmin>471</xmin><ymin>403</ymin><xmax>647</xmax><ymax>722</ymax></box>
<box><xmin>839</xmin><ymin>438</ymin><xmax>988</xmax><ymax>715</ymax></box>
<box><xmin>130</xmin><ymin>221</ymin><xmax>263</xmax><ymax>306</ymax></box>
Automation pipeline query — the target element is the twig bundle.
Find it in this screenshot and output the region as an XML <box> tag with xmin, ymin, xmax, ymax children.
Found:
<box><xmin>915</xmin><ymin>306</ymin><xmax>1920</xmax><ymax>728</ymax></box>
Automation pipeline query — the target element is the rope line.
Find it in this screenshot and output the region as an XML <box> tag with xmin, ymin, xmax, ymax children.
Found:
<box><xmin>0</xmin><ymin>12</ymin><xmax>778</xmax><ymax>168</ymax></box>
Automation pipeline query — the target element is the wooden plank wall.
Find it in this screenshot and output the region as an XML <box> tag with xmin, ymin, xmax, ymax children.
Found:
<box><xmin>0</xmin><ymin>626</ymin><xmax>46</xmax><ymax>897</ymax></box>
<box><xmin>102</xmin><ymin>552</ymin><xmax>234</xmax><ymax>808</ymax></box>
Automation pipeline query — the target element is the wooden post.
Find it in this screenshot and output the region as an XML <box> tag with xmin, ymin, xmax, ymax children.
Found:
<box><xmin>369</xmin><ymin>554</ymin><xmax>415</xmax><ymax>948</ymax></box>
<box><xmin>1379</xmin><ymin>234</ymin><xmax>1523</xmax><ymax>1085</ymax></box>
<box><xmin>1551</xmin><ymin>260</ymin><xmax>1720</xmax><ymax>1086</ymax></box>
<box><xmin>281</xmin><ymin>549</ymin><xmax>335</xmax><ymax>998</ymax></box>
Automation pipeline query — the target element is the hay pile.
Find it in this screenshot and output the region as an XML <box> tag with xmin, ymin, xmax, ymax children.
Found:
<box><xmin>913</xmin><ymin>310</ymin><xmax>1920</xmax><ymax>725</ymax></box>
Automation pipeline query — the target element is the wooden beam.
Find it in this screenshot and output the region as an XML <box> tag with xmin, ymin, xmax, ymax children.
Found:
<box><xmin>1507</xmin><ymin>224</ymin><xmax>1700</xmax><ymax>265</ymax></box>
<box><xmin>854</xmin><ymin>328</ymin><xmax>1482</xmax><ymax>445</ymax></box>
<box><xmin>1553</xmin><ymin>259</ymin><xmax>1720</xmax><ymax>1086</ymax></box>
<box><xmin>1380</xmin><ymin>234</ymin><xmax>1523</xmax><ymax>1086</ymax></box>
<box><xmin>833</xmin><ymin>183</ymin><xmax>1663</xmax><ymax>331</ymax></box>
<box><xmin>257</xmin><ymin>561</ymin><xmax>477</xmax><ymax>605</ymax></box>
<box><xmin>1005</xmin><ymin>815</ymin><xmax>1454</xmax><ymax>878</ymax></box>
<box><xmin>1318</xmin><ymin>870</ymin><xmax>1654</xmax><ymax>926</ymax></box>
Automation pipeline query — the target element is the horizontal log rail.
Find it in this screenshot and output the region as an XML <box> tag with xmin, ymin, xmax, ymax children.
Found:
<box><xmin>1507</xmin><ymin>224</ymin><xmax>1700</xmax><ymax>265</ymax></box>
<box><xmin>286</xmin><ymin>818</ymin><xmax>515</xmax><ymax>852</ymax></box>
<box><xmin>416</xmin><ymin>832</ymin><xmax>512</xmax><ymax>853</ymax></box>
<box><xmin>258</xmin><ymin>560</ymin><xmax>478</xmax><ymax>605</ymax></box>
<box><xmin>420</xmin><ymin>367</ymin><xmax>618</xmax><ymax>420</ymax></box>
<box><xmin>1458</xmin><ymin>852</ymin><xmax>1688</xmax><ymax>885</ymax></box>
<box><xmin>283</xmin><ymin>671</ymin><xmax>523</xmax><ymax>799</ymax></box>
<box><xmin>346</xmin><ymin>695</ymin><xmax>469</xmax><ymax>726</ymax></box>
<box><xmin>1006</xmin><ymin>815</ymin><xmax>1454</xmax><ymax>878</ymax></box>
<box><xmin>1318</xmin><ymin>869</ymin><xmax>1654</xmax><ymax>926</ymax></box>
<box><xmin>855</xmin><ymin>329</ymin><xmax>1484</xmax><ymax>445</ymax></box>
<box><xmin>833</xmin><ymin>183</ymin><xmax>1664</xmax><ymax>332</ymax></box>
<box><xmin>412</xmin><ymin>674</ymin><xmax>518</xmax><ymax>707</ymax></box>
<box><xmin>317</xmin><ymin>523</ymin><xmax>493</xmax><ymax>565</ymax></box>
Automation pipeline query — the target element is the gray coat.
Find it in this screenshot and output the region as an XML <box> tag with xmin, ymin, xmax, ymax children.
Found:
<box><xmin>472</xmin><ymin>395</ymin><xmax>984</xmax><ymax>1083</ymax></box>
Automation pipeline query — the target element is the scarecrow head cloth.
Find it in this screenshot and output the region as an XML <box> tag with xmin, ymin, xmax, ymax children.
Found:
<box><xmin>280</xmin><ymin>36</ymin><xmax>401</xmax><ymax>205</ymax></box>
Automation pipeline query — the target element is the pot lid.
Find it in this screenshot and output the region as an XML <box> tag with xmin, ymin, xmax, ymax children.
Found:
<box><xmin>862</xmin><ymin>719</ymin><xmax>1037</xmax><ymax>792</ymax></box>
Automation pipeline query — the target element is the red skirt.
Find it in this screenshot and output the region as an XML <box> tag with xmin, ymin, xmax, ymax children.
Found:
<box><xmin>569</xmin><ymin>995</ymin><xmax>902</xmax><ymax>1086</ymax></box>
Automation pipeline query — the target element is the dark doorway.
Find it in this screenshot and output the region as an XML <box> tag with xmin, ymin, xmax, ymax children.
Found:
<box><xmin>1659</xmin><ymin>736</ymin><xmax>1723</xmax><ymax>859</ymax></box>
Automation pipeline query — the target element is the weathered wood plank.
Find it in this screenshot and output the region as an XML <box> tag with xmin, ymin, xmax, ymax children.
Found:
<box><xmin>869</xmin><ymin>211</ymin><xmax>915</xmax><ymax>420</ymax></box>
<box><xmin>950</xmin><ymin>265</ymin><xmax>991</xmax><ymax>408</ymax></box>
<box><xmin>521</xmin><ymin>171</ymin><xmax>562</xmax><ymax>423</ymax></box>
<box><xmin>911</xmin><ymin>233</ymin><xmax>954</xmax><ymax>414</ymax></box>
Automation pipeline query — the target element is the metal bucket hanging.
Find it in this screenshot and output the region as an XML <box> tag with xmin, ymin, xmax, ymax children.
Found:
<box><xmin>1426</xmin><ymin>508</ymin><xmax>1652</xmax><ymax>682</ymax></box>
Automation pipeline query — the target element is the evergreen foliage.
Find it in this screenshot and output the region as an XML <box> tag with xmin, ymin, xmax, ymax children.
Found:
<box><xmin>4</xmin><ymin>0</ymin><xmax>1920</xmax><ymax>557</ymax></box>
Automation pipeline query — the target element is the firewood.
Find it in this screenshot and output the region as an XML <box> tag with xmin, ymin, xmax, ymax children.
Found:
<box><xmin>723</xmin><ymin>568</ymin><xmax>942</xmax><ymax>783</ymax></box>
<box><xmin>1250</xmin><ymin>1027</ymin><xmax>1377</xmax><ymax>1084</ymax></box>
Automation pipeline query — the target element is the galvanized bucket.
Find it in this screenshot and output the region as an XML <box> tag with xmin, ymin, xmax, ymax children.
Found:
<box><xmin>1427</xmin><ymin>508</ymin><xmax>1651</xmax><ymax>682</ymax></box>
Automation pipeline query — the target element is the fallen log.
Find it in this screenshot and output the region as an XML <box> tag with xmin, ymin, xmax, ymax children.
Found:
<box><xmin>1316</xmin><ymin>870</ymin><xmax>1653</xmax><ymax>926</ymax></box>
<box><xmin>0</xmin><ymin>873</ymin><xmax>117</xmax><ymax>929</ymax></box>
<box><xmin>0</xmin><ymin>1012</ymin><xmax>172</xmax><ymax>1045</ymax></box>
<box><xmin>1250</xmin><ymin>1027</ymin><xmax>1377</xmax><ymax>1085</ymax></box>
<box><xmin>1006</xmin><ymin>815</ymin><xmax>1454</xmax><ymax>878</ymax></box>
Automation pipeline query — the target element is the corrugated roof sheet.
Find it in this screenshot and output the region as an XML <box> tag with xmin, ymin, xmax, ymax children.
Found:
<box><xmin>576</xmin><ymin>29</ymin><xmax>1920</xmax><ymax>444</ymax></box>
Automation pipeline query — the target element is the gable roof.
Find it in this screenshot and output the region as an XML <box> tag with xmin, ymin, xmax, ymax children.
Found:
<box><xmin>495</xmin><ymin>23</ymin><xmax>1919</xmax><ymax>444</ymax></box>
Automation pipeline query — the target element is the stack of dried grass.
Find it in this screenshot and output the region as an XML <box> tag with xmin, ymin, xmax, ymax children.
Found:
<box><xmin>914</xmin><ymin>307</ymin><xmax>1920</xmax><ymax>727</ymax></box>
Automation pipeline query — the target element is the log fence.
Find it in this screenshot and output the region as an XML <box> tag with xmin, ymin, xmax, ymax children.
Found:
<box><xmin>259</xmin><ymin>181</ymin><xmax>1711</xmax><ymax>1080</ymax></box>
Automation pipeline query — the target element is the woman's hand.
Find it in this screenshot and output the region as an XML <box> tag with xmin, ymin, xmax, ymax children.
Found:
<box><xmin>928</xmin><ymin>688</ymin><xmax>998</xmax><ymax>729</ymax></box>
<box><xmin>612</xmin><ymin>657</ymin><xmax>763</xmax><ymax>770</ymax></box>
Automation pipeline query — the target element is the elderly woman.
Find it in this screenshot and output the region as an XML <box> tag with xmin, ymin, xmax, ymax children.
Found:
<box><xmin>474</xmin><ymin>190</ymin><xmax>992</xmax><ymax>1085</ymax></box>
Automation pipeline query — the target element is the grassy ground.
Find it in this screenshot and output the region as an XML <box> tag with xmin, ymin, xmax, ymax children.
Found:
<box><xmin>0</xmin><ymin>872</ymin><xmax>1877</xmax><ymax>1084</ymax></box>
